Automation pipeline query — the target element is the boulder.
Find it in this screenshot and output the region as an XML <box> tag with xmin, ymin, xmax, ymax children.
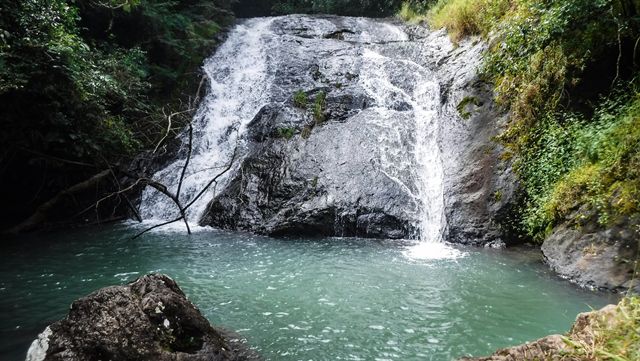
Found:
<box><xmin>25</xmin><ymin>274</ymin><xmax>260</xmax><ymax>361</ymax></box>
<box><xmin>542</xmin><ymin>215</ymin><xmax>640</xmax><ymax>293</ymax></box>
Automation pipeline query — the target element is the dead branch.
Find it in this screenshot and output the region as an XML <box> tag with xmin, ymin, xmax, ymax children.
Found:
<box><xmin>153</xmin><ymin>108</ymin><xmax>191</xmax><ymax>154</ymax></box>
<box><xmin>9</xmin><ymin>75</ymin><xmax>213</xmax><ymax>236</ymax></box>
<box><xmin>131</xmin><ymin>141</ymin><xmax>238</xmax><ymax>239</ymax></box>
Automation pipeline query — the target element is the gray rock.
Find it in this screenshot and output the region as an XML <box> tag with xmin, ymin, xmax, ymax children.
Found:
<box><xmin>25</xmin><ymin>274</ymin><xmax>260</xmax><ymax>361</ymax></box>
<box><xmin>541</xmin><ymin>217</ymin><xmax>640</xmax><ymax>293</ymax></box>
<box><xmin>199</xmin><ymin>15</ymin><xmax>515</xmax><ymax>243</ymax></box>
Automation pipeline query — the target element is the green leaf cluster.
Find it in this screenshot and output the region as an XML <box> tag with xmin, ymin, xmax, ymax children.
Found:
<box><xmin>0</xmin><ymin>0</ymin><xmax>233</xmax><ymax>221</ymax></box>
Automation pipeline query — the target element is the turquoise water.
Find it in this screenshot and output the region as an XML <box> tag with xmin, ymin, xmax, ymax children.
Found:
<box><xmin>0</xmin><ymin>224</ymin><xmax>617</xmax><ymax>361</ymax></box>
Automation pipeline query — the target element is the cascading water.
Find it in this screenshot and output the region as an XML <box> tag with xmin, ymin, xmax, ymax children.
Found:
<box><xmin>139</xmin><ymin>18</ymin><xmax>275</xmax><ymax>224</ymax></box>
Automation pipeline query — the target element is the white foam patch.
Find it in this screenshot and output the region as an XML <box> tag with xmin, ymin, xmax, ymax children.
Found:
<box><xmin>403</xmin><ymin>242</ymin><xmax>464</xmax><ymax>261</ymax></box>
<box><xmin>26</xmin><ymin>326</ymin><xmax>52</xmax><ymax>361</ymax></box>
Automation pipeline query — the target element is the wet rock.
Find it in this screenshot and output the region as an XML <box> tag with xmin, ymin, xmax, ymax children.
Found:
<box><xmin>201</xmin><ymin>15</ymin><xmax>425</xmax><ymax>239</ymax></box>
<box><xmin>25</xmin><ymin>274</ymin><xmax>260</xmax><ymax>361</ymax></box>
<box><xmin>484</xmin><ymin>239</ymin><xmax>506</xmax><ymax>249</ymax></box>
<box><xmin>541</xmin><ymin>215</ymin><xmax>640</xmax><ymax>293</ymax></box>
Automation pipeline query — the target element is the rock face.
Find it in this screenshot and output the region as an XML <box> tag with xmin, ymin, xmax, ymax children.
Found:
<box><xmin>458</xmin><ymin>303</ymin><xmax>619</xmax><ymax>361</ymax></box>
<box><xmin>542</xmin><ymin>215</ymin><xmax>640</xmax><ymax>293</ymax></box>
<box><xmin>431</xmin><ymin>35</ymin><xmax>516</xmax><ymax>245</ymax></box>
<box><xmin>196</xmin><ymin>15</ymin><xmax>515</xmax><ymax>242</ymax></box>
<box><xmin>25</xmin><ymin>274</ymin><xmax>260</xmax><ymax>361</ymax></box>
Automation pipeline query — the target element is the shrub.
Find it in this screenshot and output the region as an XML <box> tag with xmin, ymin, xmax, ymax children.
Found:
<box><xmin>427</xmin><ymin>0</ymin><xmax>510</xmax><ymax>42</ymax></box>
<box><xmin>564</xmin><ymin>297</ymin><xmax>640</xmax><ymax>361</ymax></box>
<box><xmin>313</xmin><ymin>91</ymin><xmax>326</xmax><ymax>123</ymax></box>
<box><xmin>293</xmin><ymin>90</ymin><xmax>307</xmax><ymax>108</ymax></box>
<box><xmin>520</xmin><ymin>91</ymin><xmax>640</xmax><ymax>239</ymax></box>
<box><xmin>277</xmin><ymin>127</ymin><xmax>295</xmax><ymax>140</ymax></box>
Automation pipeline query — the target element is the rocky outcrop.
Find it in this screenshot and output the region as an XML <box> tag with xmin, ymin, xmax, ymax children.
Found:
<box><xmin>25</xmin><ymin>274</ymin><xmax>259</xmax><ymax>361</ymax></box>
<box><xmin>542</xmin><ymin>214</ymin><xmax>640</xmax><ymax>293</ymax></box>
<box><xmin>428</xmin><ymin>33</ymin><xmax>517</xmax><ymax>246</ymax></box>
<box><xmin>458</xmin><ymin>303</ymin><xmax>620</xmax><ymax>361</ymax></box>
<box><xmin>198</xmin><ymin>15</ymin><xmax>514</xmax><ymax>242</ymax></box>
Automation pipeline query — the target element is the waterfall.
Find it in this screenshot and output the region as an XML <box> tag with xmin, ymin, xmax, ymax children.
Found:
<box><xmin>137</xmin><ymin>15</ymin><xmax>459</xmax><ymax>259</ymax></box>
<box><xmin>357</xmin><ymin>33</ymin><xmax>458</xmax><ymax>260</ymax></box>
<box><xmin>139</xmin><ymin>18</ymin><xmax>275</xmax><ymax>224</ymax></box>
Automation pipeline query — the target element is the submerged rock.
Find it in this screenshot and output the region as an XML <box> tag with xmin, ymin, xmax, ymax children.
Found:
<box><xmin>25</xmin><ymin>274</ymin><xmax>259</xmax><ymax>361</ymax></box>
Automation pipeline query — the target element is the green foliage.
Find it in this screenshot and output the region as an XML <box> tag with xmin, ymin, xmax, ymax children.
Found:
<box><xmin>427</xmin><ymin>0</ymin><xmax>510</xmax><ymax>42</ymax></box>
<box><xmin>456</xmin><ymin>96</ymin><xmax>480</xmax><ymax>120</ymax></box>
<box><xmin>398</xmin><ymin>2</ymin><xmax>428</xmax><ymax>23</ymax></box>
<box><xmin>0</xmin><ymin>0</ymin><xmax>233</xmax><ymax>222</ymax></box>
<box><xmin>521</xmin><ymin>92</ymin><xmax>640</xmax><ymax>239</ymax></box>
<box><xmin>277</xmin><ymin>127</ymin><xmax>296</xmax><ymax>140</ymax></box>
<box><xmin>313</xmin><ymin>91</ymin><xmax>326</xmax><ymax>123</ymax></box>
<box><xmin>293</xmin><ymin>90</ymin><xmax>308</xmax><ymax>108</ymax></box>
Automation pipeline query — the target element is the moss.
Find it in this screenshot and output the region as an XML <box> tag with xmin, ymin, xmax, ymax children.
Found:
<box><xmin>456</xmin><ymin>96</ymin><xmax>481</xmax><ymax>120</ymax></box>
<box><xmin>277</xmin><ymin>127</ymin><xmax>295</xmax><ymax>140</ymax></box>
<box><xmin>313</xmin><ymin>91</ymin><xmax>326</xmax><ymax>123</ymax></box>
<box><xmin>301</xmin><ymin>126</ymin><xmax>312</xmax><ymax>139</ymax></box>
<box><xmin>293</xmin><ymin>90</ymin><xmax>308</xmax><ymax>108</ymax></box>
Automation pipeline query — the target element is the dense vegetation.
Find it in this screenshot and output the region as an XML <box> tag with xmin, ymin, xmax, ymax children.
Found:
<box><xmin>402</xmin><ymin>0</ymin><xmax>640</xmax><ymax>242</ymax></box>
<box><xmin>0</xmin><ymin>0</ymin><xmax>234</xmax><ymax>227</ymax></box>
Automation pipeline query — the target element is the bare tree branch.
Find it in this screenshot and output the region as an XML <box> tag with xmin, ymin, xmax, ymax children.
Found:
<box><xmin>132</xmin><ymin>140</ymin><xmax>238</xmax><ymax>239</ymax></box>
<box><xmin>176</xmin><ymin>122</ymin><xmax>193</xmax><ymax>200</ymax></box>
